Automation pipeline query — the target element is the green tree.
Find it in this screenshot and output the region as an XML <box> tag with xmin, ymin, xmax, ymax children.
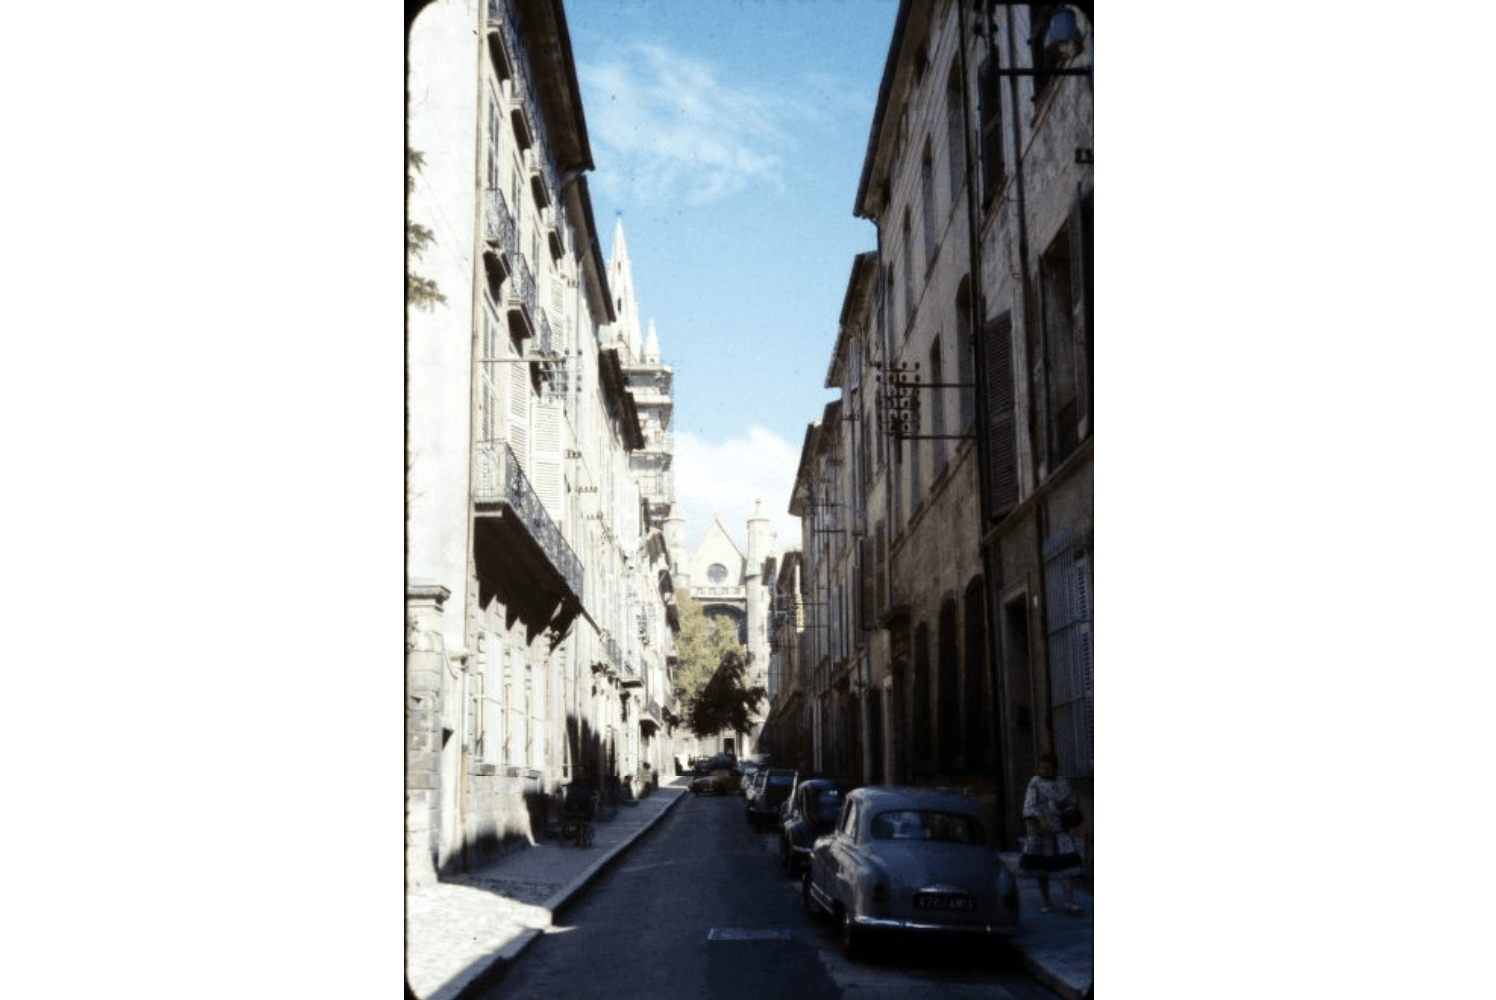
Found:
<box><xmin>687</xmin><ymin>650</ymin><xmax>767</xmax><ymax>745</ymax></box>
<box><xmin>406</xmin><ymin>148</ymin><xmax>446</xmax><ymax>312</ymax></box>
<box><xmin>672</xmin><ymin>589</ymin><xmax>742</xmax><ymax>707</ymax></box>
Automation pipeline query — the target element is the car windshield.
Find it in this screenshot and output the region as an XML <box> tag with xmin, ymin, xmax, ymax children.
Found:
<box><xmin>768</xmin><ymin>774</ymin><xmax>794</xmax><ymax>786</ymax></box>
<box><xmin>869</xmin><ymin>809</ymin><xmax>986</xmax><ymax>844</ymax></box>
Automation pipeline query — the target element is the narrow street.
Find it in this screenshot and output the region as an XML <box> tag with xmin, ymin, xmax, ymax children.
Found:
<box><xmin>473</xmin><ymin>791</ymin><xmax>1059</xmax><ymax>1000</ymax></box>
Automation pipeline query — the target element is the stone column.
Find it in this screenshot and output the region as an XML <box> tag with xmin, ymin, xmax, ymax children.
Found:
<box><xmin>406</xmin><ymin>582</ymin><xmax>450</xmax><ymax>889</ymax></box>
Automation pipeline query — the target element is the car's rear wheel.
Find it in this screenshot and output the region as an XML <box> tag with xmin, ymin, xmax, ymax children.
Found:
<box><xmin>840</xmin><ymin>908</ymin><xmax>866</xmax><ymax>961</ymax></box>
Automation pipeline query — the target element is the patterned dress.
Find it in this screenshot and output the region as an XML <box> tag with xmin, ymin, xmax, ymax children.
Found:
<box><xmin>1018</xmin><ymin>774</ymin><xmax>1084</xmax><ymax>878</ymax></box>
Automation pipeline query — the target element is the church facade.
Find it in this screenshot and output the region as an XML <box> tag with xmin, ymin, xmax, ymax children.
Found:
<box><xmin>665</xmin><ymin>507</ymin><xmax>775</xmax><ymax>757</ymax></box>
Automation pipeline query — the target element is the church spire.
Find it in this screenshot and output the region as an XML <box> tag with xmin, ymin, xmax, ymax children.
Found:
<box><xmin>645</xmin><ymin>319</ymin><xmax>660</xmax><ymax>364</ymax></box>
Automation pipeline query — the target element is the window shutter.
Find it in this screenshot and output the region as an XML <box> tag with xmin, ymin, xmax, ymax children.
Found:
<box><xmin>507</xmin><ymin>352</ymin><xmax>529</xmax><ymax>469</ymax></box>
<box><xmin>480</xmin><ymin>313</ymin><xmax>499</xmax><ymax>447</ymax></box>
<box><xmin>1069</xmin><ymin>186</ymin><xmax>1092</xmax><ymax>429</ymax></box>
<box><xmin>981</xmin><ymin>315</ymin><xmax>1018</xmax><ymax>519</ymax></box>
<box><xmin>531</xmin><ymin>400</ymin><xmax>564</xmax><ymax>518</ymax></box>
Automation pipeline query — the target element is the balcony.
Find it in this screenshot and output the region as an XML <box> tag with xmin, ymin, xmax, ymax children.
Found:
<box><xmin>526</xmin><ymin>148</ymin><xmax>552</xmax><ymax>209</ymax></box>
<box><xmin>503</xmin><ymin>73</ymin><xmax>535</xmax><ymax>151</ymax></box>
<box><xmin>473</xmin><ymin>443</ymin><xmax>583</xmax><ymax>635</ymax></box>
<box><xmin>484</xmin><ymin>188</ymin><xmax>518</xmax><ymax>261</ymax></box>
<box><xmin>541</xmin><ymin>205</ymin><xmax>563</xmax><ymax>260</ymax></box>
<box><xmin>505</xmin><ymin>254</ymin><xmax>537</xmax><ymax>342</ymax></box>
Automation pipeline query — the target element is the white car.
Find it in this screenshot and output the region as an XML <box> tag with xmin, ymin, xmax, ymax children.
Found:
<box><xmin>802</xmin><ymin>786</ymin><xmax>1020</xmax><ymax>959</ymax></box>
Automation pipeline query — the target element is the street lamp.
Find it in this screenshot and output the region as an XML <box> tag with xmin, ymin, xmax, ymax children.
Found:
<box><xmin>1041</xmin><ymin>6</ymin><xmax>1086</xmax><ymax>63</ymax></box>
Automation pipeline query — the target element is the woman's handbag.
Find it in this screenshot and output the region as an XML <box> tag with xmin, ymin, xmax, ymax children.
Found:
<box><xmin>1060</xmin><ymin>805</ymin><xmax>1084</xmax><ymax>829</ymax></box>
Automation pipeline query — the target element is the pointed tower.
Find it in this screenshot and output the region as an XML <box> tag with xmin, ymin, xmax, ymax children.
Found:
<box><xmin>744</xmin><ymin>499</ymin><xmax>775</xmax><ymax>691</ymax></box>
<box><xmin>644</xmin><ymin>319</ymin><xmax>660</xmax><ymax>364</ymax></box>
<box><xmin>607</xmin><ymin>216</ymin><xmax>643</xmax><ymax>356</ymax></box>
<box><xmin>610</xmin><ymin>219</ymin><xmax>674</xmax><ymax>526</ymax></box>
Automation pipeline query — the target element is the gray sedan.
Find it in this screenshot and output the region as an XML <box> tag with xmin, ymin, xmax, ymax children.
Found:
<box><xmin>802</xmin><ymin>786</ymin><xmax>1020</xmax><ymax>959</ymax></box>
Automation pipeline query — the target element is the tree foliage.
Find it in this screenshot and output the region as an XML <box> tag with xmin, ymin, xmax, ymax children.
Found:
<box><xmin>687</xmin><ymin>649</ymin><xmax>767</xmax><ymax>742</ymax></box>
<box><xmin>406</xmin><ymin>148</ymin><xmax>446</xmax><ymax>312</ymax></box>
<box><xmin>671</xmin><ymin>589</ymin><xmax>742</xmax><ymax>707</ymax></box>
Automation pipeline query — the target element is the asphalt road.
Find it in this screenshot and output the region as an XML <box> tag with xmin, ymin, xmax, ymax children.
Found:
<box><xmin>474</xmin><ymin>789</ymin><xmax>1057</xmax><ymax>1000</ymax></box>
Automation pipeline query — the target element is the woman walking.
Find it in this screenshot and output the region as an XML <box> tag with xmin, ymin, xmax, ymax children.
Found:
<box><xmin>1019</xmin><ymin>752</ymin><xmax>1085</xmax><ymax>914</ymax></box>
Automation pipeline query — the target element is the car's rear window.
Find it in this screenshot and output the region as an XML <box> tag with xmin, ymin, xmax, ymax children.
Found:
<box><xmin>812</xmin><ymin>790</ymin><xmax>844</xmax><ymax>825</ymax></box>
<box><xmin>869</xmin><ymin>809</ymin><xmax>986</xmax><ymax>844</ymax></box>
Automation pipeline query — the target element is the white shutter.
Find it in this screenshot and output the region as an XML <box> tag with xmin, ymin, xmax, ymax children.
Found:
<box><xmin>480</xmin><ymin>313</ymin><xmax>499</xmax><ymax>447</ymax></box>
<box><xmin>507</xmin><ymin>356</ymin><xmax>529</xmax><ymax>469</ymax></box>
<box><xmin>532</xmin><ymin>401</ymin><xmax>564</xmax><ymax>518</ymax></box>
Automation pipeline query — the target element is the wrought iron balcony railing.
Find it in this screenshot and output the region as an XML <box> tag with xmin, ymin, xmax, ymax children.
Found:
<box><xmin>474</xmin><ymin>442</ymin><xmax>582</xmax><ymax>596</ymax></box>
<box><xmin>484</xmin><ymin>188</ymin><xmax>518</xmax><ymax>260</ymax></box>
<box><xmin>506</xmin><ymin>253</ymin><xmax>537</xmax><ymax>339</ymax></box>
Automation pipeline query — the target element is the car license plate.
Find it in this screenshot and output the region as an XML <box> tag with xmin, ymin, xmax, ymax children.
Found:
<box><xmin>914</xmin><ymin>893</ymin><xmax>976</xmax><ymax>912</ymax></box>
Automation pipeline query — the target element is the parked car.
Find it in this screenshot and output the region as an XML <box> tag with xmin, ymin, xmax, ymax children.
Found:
<box><xmin>746</xmin><ymin>768</ymin><xmax>796</xmax><ymax>826</ymax></box>
<box><xmin>688</xmin><ymin>765</ymin><xmax>741</xmax><ymax>796</ymax></box>
<box><xmin>802</xmin><ymin>786</ymin><xmax>1020</xmax><ymax>959</ymax></box>
<box><xmin>780</xmin><ymin>776</ymin><xmax>853</xmax><ymax>875</ymax></box>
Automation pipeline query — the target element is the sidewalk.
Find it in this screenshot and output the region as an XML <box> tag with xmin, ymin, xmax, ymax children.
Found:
<box><xmin>1000</xmin><ymin>852</ymin><xmax>1094</xmax><ymax>1000</ymax></box>
<box><xmin>404</xmin><ymin>780</ymin><xmax>688</xmax><ymax>1000</ymax></box>
<box><xmin>405</xmin><ymin>779</ymin><xmax>1091</xmax><ymax>1000</ymax></box>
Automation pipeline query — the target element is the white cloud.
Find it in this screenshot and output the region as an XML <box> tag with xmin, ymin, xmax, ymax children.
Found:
<box><xmin>579</xmin><ymin>44</ymin><xmax>791</xmax><ymax>206</ymax></box>
<box><xmin>674</xmin><ymin>425</ymin><xmax>802</xmax><ymax>556</ymax></box>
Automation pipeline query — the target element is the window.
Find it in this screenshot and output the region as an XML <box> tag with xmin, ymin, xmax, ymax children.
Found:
<box><xmin>979</xmin><ymin>313</ymin><xmax>1018</xmax><ymax>520</ymax></box>
<box><xmin>912</xmin><ymin>623</ymin><xmax>931</xmax><ymax>775</ymax></box>
<box><xmin>901</xmin><ymin>210</ymin><xmax>914</xmax><ymax>325</ymax></box>
<box><xmin>1042</xmin><ymin>529</ymin><xmax>1092</xmax><ymax>778</ymax></box>
<box><xmin>929</xmin><ymin>336</ymin><xmax>946</xmax><ymax>476</ymax></box>
<box><xmin>920</xmin><ymin>141</ymin><xmax>935</xmax><ymax>272</ymax></box>
<box><xmin>963</xmin><ymin>580</ymin><xmax>990</xmax><ymax>772</ymax></box>
<box><xmin>956</xmin><ymin>280</ymin><xmax>975</xmax><ymax>431</ymax></box>
<box><xmin>937</xmin><ymin>600</ymin><xmax>959</xmax><ymax>775</ymax></box>
<box><xmin>945</xmin><ymin>65</ymin><xmax>965</xmax><ymax>203</ymax></box>
<box><xmin>871</xmin><ymin>809</ymin><xmax>984</xmax><ymax>844</ymax></box>
<box><xmin>506</xmin><ymin>347</ymin><xmax>530</xmax><ymax>468</ymax></box>
<box><xmin>707</xmin><ymin>562</ymin><xmax>728</xmax><ymax>585</ymax></box>
<box><xmin>487</xmin><ymin>96</ymin><xmax>502</xmax><ymax>191</ymax></box>
<box><xmin>1039</xmin><ymin>192</ymin><xmax>1091</xmax><ymax>466</ymax></box>
<box><xmin>977</xmin><ymin>58</ymin><xmax>1006</xmax><ymax>209</ymax></box>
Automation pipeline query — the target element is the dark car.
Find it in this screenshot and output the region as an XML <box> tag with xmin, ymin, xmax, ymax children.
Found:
<box><xmin>745</xmin><ymin>768</ymin><xmax>796</xmax><ymax>826</ymax></box>
<box><xmin>779</xmin><ymin>777</ymin><xmax>853</xmax><ymax>875</ymax></box>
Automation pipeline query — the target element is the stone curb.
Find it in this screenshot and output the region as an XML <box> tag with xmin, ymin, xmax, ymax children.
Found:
<box><xmin>1020</xmin><ymin>953</ymin><xmax>1092</xmax><ymax>1000</ymax></box>
<box><xmin>447</xmin><ymin>789</ymin><xmax>689</xmax><ymax>1000</ymax></box>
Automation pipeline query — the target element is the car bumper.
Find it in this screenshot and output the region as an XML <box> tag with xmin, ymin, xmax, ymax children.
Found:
<box><xmin>852</xmin><ymin>914</ymin><xmax>1020</xmax><ymax>936</ymax></box>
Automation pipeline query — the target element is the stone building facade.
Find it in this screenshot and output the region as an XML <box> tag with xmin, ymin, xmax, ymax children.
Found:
<box><xmin>761</xmin><ymin>0</ymin><xmax>1093</xmax><ymax>867</ymax></box>
<box><xmin>406</xmin><ymin>0</ymin><xmax>681</xmax><ymax>888</ymax></box>
<box><xmin>665</xmin><ymin>509</ymin><xmax>775</xmax><ymax>758</ymax></box>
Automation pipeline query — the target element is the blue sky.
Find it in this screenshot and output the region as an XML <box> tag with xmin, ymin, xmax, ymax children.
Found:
<box><xmin>567</xmin><ymin>0</ymin><xmax>900</xmax><ymax>552</ymax></box>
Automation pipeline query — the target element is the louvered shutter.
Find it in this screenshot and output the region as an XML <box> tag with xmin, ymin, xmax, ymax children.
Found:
<box><xmin>1070</xmin><ymin>186</ymin><xmax>1092</xmax><ymax>427</ymax></box>
<box><xmin>981</xmin><ymin>315</ymin><xmax>1018</xmax><ymax>519</ymax></box>
<box><xmin>479</xmin><ymin>313</ymin><xmax>499</xmax><ymax>446</ymax></box>
<box><xmin>507</xmin><ymin>353</ymin><xmax>529</xmax><ymax>469</ymax></box>
<box><xmin>531</xmin><ymin>401</ymin><xmax>564</xmax><ymax>518</ymax></box>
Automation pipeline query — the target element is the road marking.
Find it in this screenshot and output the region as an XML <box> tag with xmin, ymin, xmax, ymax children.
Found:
<box><xmin>707</xmin><ymin>927</ymin><xmax>794</xmax><ymax>941</ymax></box>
